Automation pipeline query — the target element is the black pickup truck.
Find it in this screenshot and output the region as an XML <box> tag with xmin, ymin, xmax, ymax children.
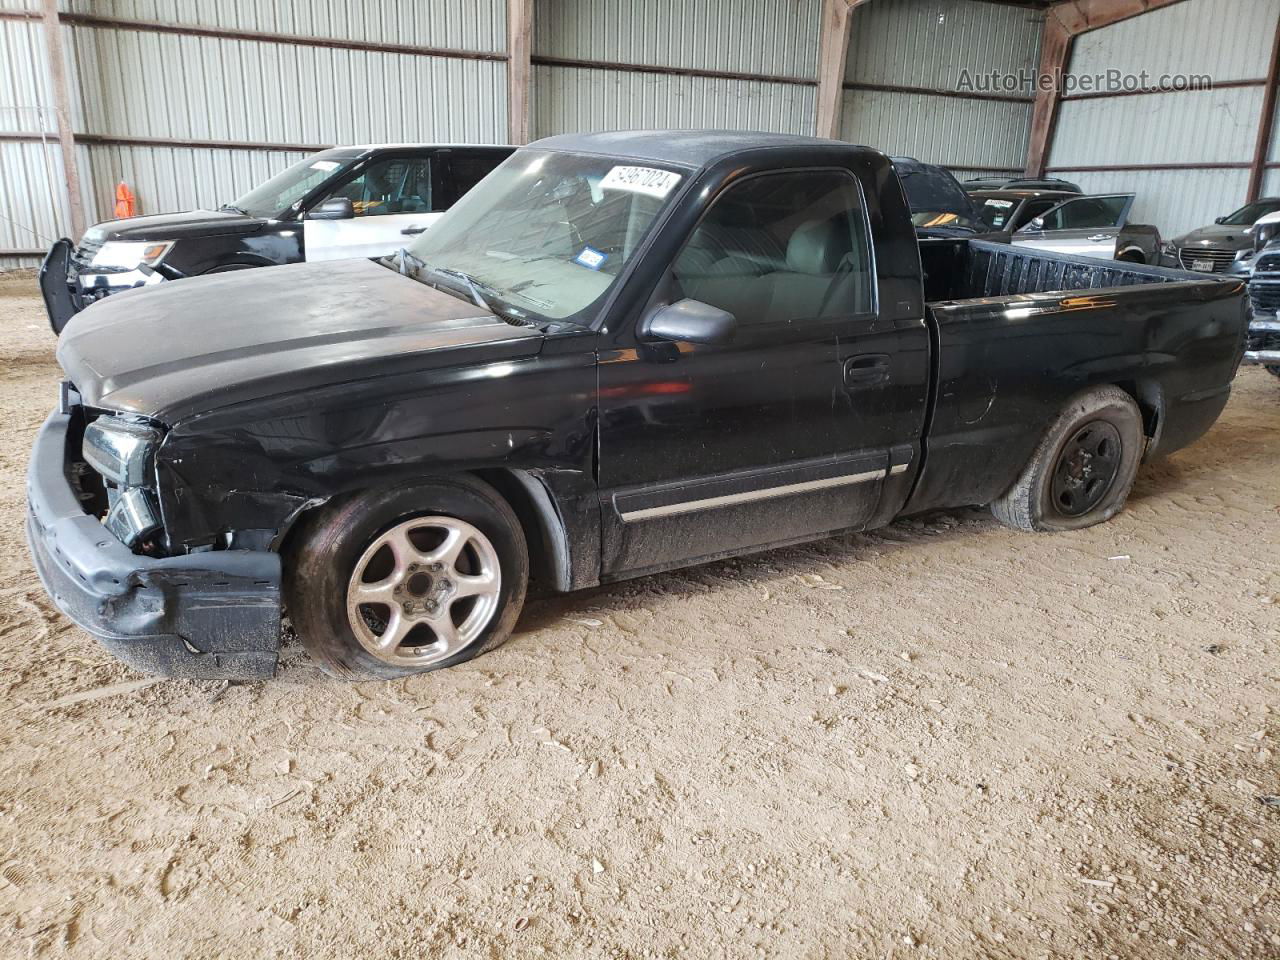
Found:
<box><xmin>27</xmin><ymin>132</ymin><xmax>1248</xmax><ymax>681</ymax></box>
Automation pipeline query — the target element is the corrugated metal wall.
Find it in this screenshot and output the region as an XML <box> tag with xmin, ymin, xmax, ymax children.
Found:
<box><xmin>0</xmin><ymin>0</ymin><xmax>507</xmax><ymax>269</ymax></box>
<box><xmin>840</xmin><ymin>0</ymin><xmax>1043</xmax><ymax>174</ymax></box>
<box><xmin>1048</xmin><ymin>0</ymin><xmax>1280</xmax><ymax>239</ymax></box>
<box><xmin>29</xmin><ymin>1</ymin><xmax>1267</xmax><ymax>271</ymax></box>
<box><xmin>1</xmin><ymin>9</ymin><xmax>64</xmax><ymax>267</ymax></box>
<box><xmin>531</xmin><ymin>0</ymin><xmax>819</xmax><ymax>138</ymax></box>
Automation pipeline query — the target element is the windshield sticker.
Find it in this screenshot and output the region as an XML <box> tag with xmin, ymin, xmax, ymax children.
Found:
<box><xmin>599</xmin><ymin>166</ymin><xmax>682</xmax><ymax>199</ymax></box>
<box><xmin>574</xmin><ymin>246</ymin><xmax>608</xmax><ymax>270</ymax></box>
<box><xmin>310</xmin><ymin>160</ymin><xmax>340</xmax><ymax>172</ymax></box>
<box><xmin>984</xmin><ymin>199</ymin><xmax>1014</xmax><ymax>209</ymax></box>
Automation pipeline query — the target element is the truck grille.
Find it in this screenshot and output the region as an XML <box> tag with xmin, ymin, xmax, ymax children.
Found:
<box><xmin>1176</xmin><ymin>247</ymin><xmax>1237</xmax><ymax>273</ymax></box>
<box><xmin>1255</xmin><ymin>253</ymin><xmax>1280</xmax><ymax>273</ymax></box>
<box><xmin>1247</xmin><ymin>327</ymin><xmax>1280</xmax><ymax>353</ymax></box>
<box><xmin>1250</xmin><ymin>279</ymin><xmax>1280</xmax><ymax>316</ymax></box>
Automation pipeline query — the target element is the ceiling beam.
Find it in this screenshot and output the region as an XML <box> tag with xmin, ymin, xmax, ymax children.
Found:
<box><xmin>814</xmin><ymin>0</ymin><xmax>870</xmax><ymax>140</ymax></box>
<box><xmin>1025</xmin><ymin>0</ymin><xmax>1185</xmax><ymax>177</ymax></box>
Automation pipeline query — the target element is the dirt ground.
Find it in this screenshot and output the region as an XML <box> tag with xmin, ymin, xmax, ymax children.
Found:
<box><xmin>0</xmin><ymin>274</ymin><xmax>1275</xmax><ymax>959</ymax></box>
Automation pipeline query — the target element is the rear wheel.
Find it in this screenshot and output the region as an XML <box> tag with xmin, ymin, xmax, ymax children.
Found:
<box><xmin>286</xmin><ymin>476</ymin><xmax>528</xmax><ymax>680</ymax></box>
<box><xmin>991</xmin><ymin>386</ymin><xmax>1144</xmax><ymax>532</ymax></box>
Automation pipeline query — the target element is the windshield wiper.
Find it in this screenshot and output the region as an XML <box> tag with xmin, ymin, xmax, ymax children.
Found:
<box><xmin>424</xmin><ymin>266</ymin><xmax>537</xmax><ymax>328</ymax></box>
<box><xmin>219</xmin><ymin>203</ymin><xmax>248</xmax><ymax>215</ymax></box>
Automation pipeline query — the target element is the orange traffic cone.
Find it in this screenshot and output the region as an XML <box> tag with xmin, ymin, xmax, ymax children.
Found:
<box><xmin>113</xmin><ymin>181</ymin><xmax>136</xmax><ymax>219</ymax></box>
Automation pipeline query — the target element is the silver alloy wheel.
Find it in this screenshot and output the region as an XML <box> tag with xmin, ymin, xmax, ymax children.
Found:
<box><xmin>346</xmin><ymin>515</ymin><xmax>502</xmax><ymax>667</ymax></box>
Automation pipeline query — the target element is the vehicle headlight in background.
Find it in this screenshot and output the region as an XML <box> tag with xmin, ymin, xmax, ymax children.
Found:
<box><xmin>82</xmin><ymin>415</ymin><xmax>164</xmax><ymax>546</ymax></box>
<box><xmin>1160</xmin><ymin>242</ymin><xmax>1177</xmax><ymax>257</ymax></box>
<box><xmin>89</xmin><ymin>240</ymin><xmax>174</xmax><ymax>272</ymax></box>
<box><xmin>1235</xmin><ymin>248</ymin><xmax>1254</xmax><ymax>261</ymax></box>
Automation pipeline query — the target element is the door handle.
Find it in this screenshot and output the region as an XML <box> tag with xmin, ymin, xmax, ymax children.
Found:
<box><xmin>401</xmin><ymin>226</ymin><xmax>427</xmax><ymax>236</ymax></box>
<box><xmin>843</xmin><ymin>354</ymin><xmax>890</xmax><ymax>388</ymax></box>
<box><xmin>1088</xmin><ymin>233</ymin><xmax>1115</xmax><ymax>242</ymax></box>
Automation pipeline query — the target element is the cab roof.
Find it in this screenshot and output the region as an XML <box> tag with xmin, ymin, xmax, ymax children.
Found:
<box><xmin>528</xmin><ymin>129</ymin><xmax>863</xmax><ymax>169</ymax></box>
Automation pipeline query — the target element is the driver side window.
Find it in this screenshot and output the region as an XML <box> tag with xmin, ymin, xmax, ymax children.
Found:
<box><xmin>671</xmin><ymin>171</ymin><xmax>874</xmax><ymax>327</ymax></box>
<box><xmin>323</xmin><ymin>156</ymin><xmax>437</xmax><ymax>217</ymax></box>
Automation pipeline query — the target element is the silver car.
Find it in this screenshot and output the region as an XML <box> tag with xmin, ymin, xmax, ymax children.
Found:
<box><xmin>1012</xmin><ymin>194</ymin><xmax>1161</xmax><ymax>264</ymax></box>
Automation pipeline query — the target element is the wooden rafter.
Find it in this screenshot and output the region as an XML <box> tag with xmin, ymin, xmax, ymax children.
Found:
<box><xmin>814</xmin><ymin>0</ymin><xmax>870</xmax><ymax>140</ymax></box>
<box><xmin>507</xmin><ymin>0</ymin><xmax>533</xmax><ymax>145</ymax></box>
<box><xmin>1024</xmin><ymin>0</ymin><xmax>1185</xmax><ymax>177</ymax></box>
<box><xmin>1249</xmin><ymin>14</ymin><xmax>1280</xmax><ymax>201</ymax></box>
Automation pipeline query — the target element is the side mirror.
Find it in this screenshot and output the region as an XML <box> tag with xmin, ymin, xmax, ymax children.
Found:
<box><xmin>1214</xmin><ymin>216</ymin><xmax>1226</xmax><ymax>224</ymax></box>
<box><xmin>643</xmin><ymin>299</ymin><xmax>736</xmax><ymax>345</ymax></box>
<box><xmin>307</xmin><ymin>197</ymin><xmax>354</xmax><ymax>220</ymax></box>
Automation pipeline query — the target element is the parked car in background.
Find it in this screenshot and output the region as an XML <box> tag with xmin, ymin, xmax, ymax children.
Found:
<box><xmin>1010</xmin><ymin>193</ymin><xmax>1161</xmax><ymax>263</ymax></box>
<box><xmin>970</xmin><ymin>188</ymin><xmax>1078</xmax><ymax>234</ymax></box>
<box><xmin>1244</xmin><ymin>237</ymin><xmax>1280</xmax><ymax>379</ymax></box>
<box><xmin>1159</xmin><ymin>197</ymin><xmax>1280</xmax><ymax>274</ymax></box>
<box><xmin>39</xmin><ymin>143</ymin><xmax>515</xmax><ymax>333</ymax></box>
<box><xmin>963</xmin><ymin>175</ymin><xmax>1082</xmax><ymax>194</ymax></box>
<box><xmin>27</xmin><ymin>132</ymin><xmax>1246</xmax><ymax>681</ymax></box>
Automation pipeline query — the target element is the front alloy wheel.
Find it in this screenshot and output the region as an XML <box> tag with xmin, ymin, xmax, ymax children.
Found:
<box><xmin>286</xmin><ymin>477</ymin><xmax>528</xmax><ymax>680</ymax></box>
<box><xmin>347</xmin><ymin>517</ymin><xmax>501</xmax><ymax>668</ymax></box>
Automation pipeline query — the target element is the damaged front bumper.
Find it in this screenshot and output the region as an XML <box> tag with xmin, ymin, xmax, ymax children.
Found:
<box><xmin>25</xmin><ymin>408</ymin><xmax>282</xmax><ymax>680</ymax></box>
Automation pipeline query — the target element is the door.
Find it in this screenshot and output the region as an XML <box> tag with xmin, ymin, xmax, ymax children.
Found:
<box><xmin>1013</xmin><ymin>194</ymin><xmax>1135</xmax><ymax>260</ymax></box>
<box><xmin>597</xmin><ymin>169</ymin><xmax>899</xmax><ymax>577</ymax></box>
<box><xmin>303</xmin><ymin>153</ymin><xmax>446</xmax><ymax>261</ymax></box>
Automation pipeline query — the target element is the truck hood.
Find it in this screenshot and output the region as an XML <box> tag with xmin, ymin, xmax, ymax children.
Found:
<box><xmin>1174</xmin><ymin>224</ymin><xmax>1253</xmax><ymax>249</ymax></box>
<box><xmin>57</xmin><ymin>258</ymin><xmax>544</xmax><ymax>422</ymax></box>
<box><xmin>91</xmin><ymin>208</ymin><xmax>265</xmax><ymax>242</ymax></box>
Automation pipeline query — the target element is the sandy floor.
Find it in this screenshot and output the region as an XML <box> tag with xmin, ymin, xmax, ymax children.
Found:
<box><xmin>0</xmin><ymin>276</ymin><xmax>1276</xmax><ymax>959</ymax></box>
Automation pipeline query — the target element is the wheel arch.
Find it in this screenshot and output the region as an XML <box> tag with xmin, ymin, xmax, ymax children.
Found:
<box><xmin>469</xmin><ymin>468</ymin><xmax>574</xmax><ymax>594</ymax></box>
<box><xmin>1110</xmin><ymin>378</ymin><xmax>1165</xmax><ymax>459</ymax></box>
<box><xmin>274</xmin><ymin>468</ymin><xmax>576</xmax><ymax>595</ymax></box>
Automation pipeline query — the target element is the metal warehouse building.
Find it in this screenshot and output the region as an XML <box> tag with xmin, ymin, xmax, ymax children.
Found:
<box><xmin>1</xmin><ymin>0</ymin><xmax>1278</xmax><ymax>269</ymax></box>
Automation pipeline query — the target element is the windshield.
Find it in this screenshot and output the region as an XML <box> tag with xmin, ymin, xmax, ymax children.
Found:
<box><xmin>911</xmin><ymin>210</ymin><xmax>982</xmax><ymax>232</ymax></box>
<box><xmin>231</xmin><ymin>151</ymin><xmax>355</xmax><ymax>218</ymax></box>
<box><xmin>1220</xmin><ymin>200</ymin><xmax>1280</xmax><ymax>226</ymax></box>
<box><xmin>405</xmin><ymin>150</ymin><xmax>684</xmax><ymax>324</ymax></box>
<box><xmin>974</xmin><ymin>197</ymin><xmax>1019</xmax><ymax>230</ymax></box>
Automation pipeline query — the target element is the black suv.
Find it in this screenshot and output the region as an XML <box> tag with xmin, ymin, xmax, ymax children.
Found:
<box><xmin>39</xmin><ymin>143</ymin><xmax>514</xmax><ymax>333</ymax></box>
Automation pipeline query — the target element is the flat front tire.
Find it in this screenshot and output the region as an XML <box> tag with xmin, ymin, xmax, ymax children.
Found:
<box><xmin>991</xmin><ymin>386</ymin><xmax>1144</xmax><ymax>533</ymax></box>
<box><xmin>285</xmin><ymin>476</ymin><xmax>528</xmax><ymax>680</ymax></box>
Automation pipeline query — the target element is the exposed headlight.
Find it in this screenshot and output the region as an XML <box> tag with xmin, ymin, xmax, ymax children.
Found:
<box><xmin>83</xmin><ymin>416</ymin><xmax>161</xmax><ymax>487</ymax></box>
<box><xmin>83</xmin><ymin>415</ymin><xmax>164</xmax><ymax>547</ymax></box>
<box><xmin>90</xmin><ymin>240</ymin><xmax>175</xmax><ymax>271</ymax></box>
<box><xmin>1160</xmin><ymin>241</ymin><xmax>1177</xmax><ymax>256</ymax></box>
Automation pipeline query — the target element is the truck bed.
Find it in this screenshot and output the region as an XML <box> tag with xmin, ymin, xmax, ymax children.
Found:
<box><xmin>902</xmin><ymin>239</ymin><xmax>1249</xmax><ymax>517</ymax></box>
<box><xmin>920</xmin><ymin>237</ymin><xmax>1202</xmax><ymax>303</ymax></box>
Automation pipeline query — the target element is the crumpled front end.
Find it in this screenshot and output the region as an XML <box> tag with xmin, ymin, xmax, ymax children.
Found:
<box><xmin>25</xmin><ymin>403</ymin><xmax>281</xmax><ymax>680</ymax></box>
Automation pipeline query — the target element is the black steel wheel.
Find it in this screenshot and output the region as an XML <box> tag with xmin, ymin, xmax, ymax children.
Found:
<box><xmin>1049</xmin><ymin>421</ymin><xmax>1123</xmax><ymax>518</ymax></box>
<box><xmin>991</xmin><ymin>386</ymin><xmax>1144</xmax><ymax>533</ymax></box>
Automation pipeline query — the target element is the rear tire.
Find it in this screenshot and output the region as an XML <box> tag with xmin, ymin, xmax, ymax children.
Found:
<box><xmin>991</xmin><ymin>386</ymin><xmax>1144</xmax><ymax>533</ymax></box>
<box><xmin>285</xmin><ymin>476</ymin><xmax>528</xmax><ymax>680</ymax></box>
<box><xmin>1266</xmin><ymin>365</ymin><xmax>1280</xmax><ymax>379</ymax></box>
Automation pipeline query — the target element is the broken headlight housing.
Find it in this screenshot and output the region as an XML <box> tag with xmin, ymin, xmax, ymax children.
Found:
<box><xmin>82</xmin><ymin>415</ymin><xmax>164</xmax><ymax>547</ymax></box>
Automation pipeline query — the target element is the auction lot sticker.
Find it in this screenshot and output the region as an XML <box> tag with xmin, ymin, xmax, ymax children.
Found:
<box><xmin>600</xmin><ymin>166</ymin><xmax>682</xmax><ymax>199</ymax></box>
